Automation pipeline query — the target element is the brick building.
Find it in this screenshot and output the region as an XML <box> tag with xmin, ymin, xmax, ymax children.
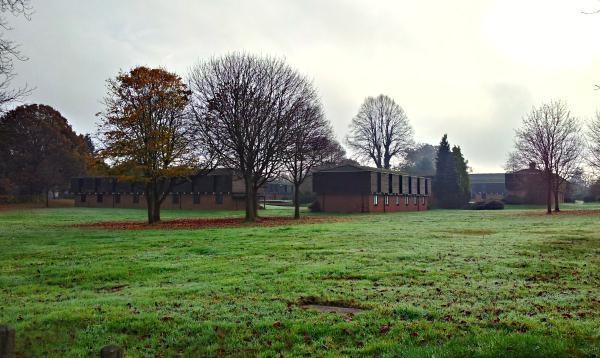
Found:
<box><xmin>505</xmin><ymin>164</ymin><xmax>566</xmax><ymax>205</ymax></box>
<box><xmin>469</xmin><ymin>173</ymin><xmax>506</xmax><ymax>201</ymax></box>
<box><xmin>71</xmin><ymin>169</ymin><xmax>262</xmax><ymax>210</ymax></box>
<box><xmin>312</xmin><ymin>164</ymin><xmax>430</xmax><ymax>213</ymax></box>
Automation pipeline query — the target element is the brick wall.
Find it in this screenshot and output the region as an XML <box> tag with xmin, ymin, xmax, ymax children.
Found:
<box><xmin>317</xmin><ymin>193</ymin><xmax>429</xmax><ymax>213</ymax></box>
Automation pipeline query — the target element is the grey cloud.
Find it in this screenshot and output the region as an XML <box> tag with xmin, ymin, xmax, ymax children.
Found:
<box><xmin>6</xmin><ymin>0</ymin><xmax>600</xmax><ymax>172</ymax></box>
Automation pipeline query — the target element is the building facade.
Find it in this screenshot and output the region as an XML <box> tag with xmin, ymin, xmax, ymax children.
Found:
<box><xmin>263</xmin><ymin>179</ymin><xmax>294</xmax><ymax>201</ymax></box>
<box><xmin>469</xmin><ymin>173</ymin><xmax>506</xmax><ymax>201</ymax></box>
<box><xmin>71</xmin><ymin>169</ymin><xmax>261</xmax><ymax>210</ymax></box>
<box><xmin>505</xmin><ymin>166</ymin><xmax>566</xmax><ymax>205</ymax></box>
<box><xmin>312</xmin><ymin>165</ymin><xmax>430</xmax><ymax>213</ymax></box>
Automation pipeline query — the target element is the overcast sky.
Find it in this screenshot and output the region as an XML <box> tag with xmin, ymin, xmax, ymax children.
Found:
<box><xmin>7</xmin><ymin>0</ymin><xmax>600</xmax><ymax>172</ymax></box>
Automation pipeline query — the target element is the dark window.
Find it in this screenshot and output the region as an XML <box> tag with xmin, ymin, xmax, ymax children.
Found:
<box><xmin>376</xmin><ymin>172</ymin><xmax>382</xmax><ymax>192</ymax></box>
<box><xmin>417</xmin><ymin>178</ymin><xmax>421</xmax><ymax>195</ymax></box>
<box><xmin>172</xmin><ymin>193</ymin><xmax>179</xmax><ymax>205</ymax></box>
<box><xmin>193</xmin><ymin>193</ymin><xmax>200</xmax><ymax>204</ymax></box>
<box><xmin>133</xmin><ymin>194</ymin><xmax>140</xmax><ymax>204</ymax></box>
<box><xmin>399</xmin><ymin>176</ymin><xmax>403</xmax><ymax>193</ymax></box>
<box><xmin>80</xmin><ymin>194</ymin><xmax>86</xmax><ymax>203</ymax></box>
<box><xmin>408</xmin><ymin>177</ymin><xmax>413</xmax><ymax>194</ymax></box>
<box><xmin>96</xmin><ymin>194</ymin><xmax>103</xmax><ymax>203</ymax></box>
<box><xmin>425</xmin><ymin>179</ymin><xmax>429</xmax><ymax>195</ymax></box>
<box><xmin>216</xmin><ymin>193</ymin><xmax>223</xmax><ymax>205</ymax></box>
<box><xmin>114</xmin><ymin>194</ymin><xmax>121</xmax><ymax>204</ymax></box>
<box><xmin>388</xmin><ymin>174</ymin><xmax>393</xmax><ymax>193</ymax></box>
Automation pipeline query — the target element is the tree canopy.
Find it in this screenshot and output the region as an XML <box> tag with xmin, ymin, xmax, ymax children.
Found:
<box><xmin>0</xmin><ymin>104</ymin><xmax>89</xmax><ymax>201</ymax></box>
<box><xmin>346</xmin><ymin>95</ymin><xmax>414</xmax><ymax>169</ymax></box>
<box><xmin>433</xmin><ymin>134</ymin><xmax>465</xmax><ymax>208</ymax></box>
<box><xmin>189</xmin><ymin>53</ymin><xmax>318</xmax><ymax>222</ymax></box>
<box><xmin>97</xmin><ymin>66</ymin><xmax>206</xmax><ymax>224</ymax></box>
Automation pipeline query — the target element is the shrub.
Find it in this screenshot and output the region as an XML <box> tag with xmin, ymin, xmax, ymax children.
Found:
<box><xmin>308</xmin><ymin>200</ymin><xmax>321</xmax><ymax>212</ymax></box>
<box><xmin>470</xmin><ymin>200</ymin><xmax>504</xmax><ymax>210</ymax></box>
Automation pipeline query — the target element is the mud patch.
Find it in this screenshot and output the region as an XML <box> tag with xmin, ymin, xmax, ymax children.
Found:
<box><xmin>76</xmin><ymin>216</ymin><xmax>350</xmax><ymax>230</ymax></box>
<box><xmin>298</xmin><ymin>296</ymin><xmax>366</xmax><ymax>315</ymax></box>
<box><xmin>302</xmin><ymin>304</ymin><xmax>363</xmax><ymax>314</ymax></box>
<box><xmin>96</xmin><ymin>284</ymin><xmax>128</xmax><ymax>293</ymax></box>
<box><xmin>442</xmin><ymin>228</ymin><xmax>495</xmax><ymax>236</ymax></box>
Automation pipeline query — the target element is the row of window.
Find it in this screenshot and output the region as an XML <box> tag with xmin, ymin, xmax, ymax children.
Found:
<box><xmin>373</xmin><ymin>194</ymin><xmax>426</xmax><ymax>206</ymax></box>
<box><xmin>80</xmin><ymin>193</ymin><xmax>224</xmax><ymax>205</ymax></box>
<box><xmin>375</xmin><ymin>173</ymin><xmax>429</xmax><ymax>195</ymax></box>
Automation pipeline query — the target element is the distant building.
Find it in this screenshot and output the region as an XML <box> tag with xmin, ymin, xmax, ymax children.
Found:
<box><xmin>505</xmin><ymin>164</ymin><xmax>566</xmax><ymax>205</ymax></box>
<box><xmin>468</xmin><ymin>163</ymin><xmax>567</xmax><ymax>205</ymax></box>
<box><xmin>71</xmin><ymin>169</ymin><xmax>263</xmax><ymax>210</ymax></box>
<box><xmin>263</xmin><ymin>179</ymin><xmax>294</xmax><ymax>201</ymax></box>
<box><xmin>312</xmin><ymin>164</ymin><xmax>430</xmax><ymax>213</ymax></box>
<box><xmin>469</xmin><ymin>173</ymin><xmax>506</xmax><ymax>201</ymax></box>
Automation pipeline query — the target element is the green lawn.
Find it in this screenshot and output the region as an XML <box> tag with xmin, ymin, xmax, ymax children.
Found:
<box><xmin>0</xmin><ymin>204</ymin><xmax>598</xmax><ymax>357</ymax></box>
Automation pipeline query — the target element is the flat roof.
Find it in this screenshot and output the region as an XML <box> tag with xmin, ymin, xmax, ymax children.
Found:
<box><xmin>315</xmin><ymin>164</ymin><xmax>410</xmax><ymax>176</ymax></box>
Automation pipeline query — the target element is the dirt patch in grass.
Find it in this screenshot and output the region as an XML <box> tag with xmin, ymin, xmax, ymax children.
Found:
<box><xmin>302</xmin><ymin>304</ymin><xmax>363</xmax><ymax>314</ymax></box>
<box><xmin>443</xmin><ymin>228</ymin><xmax>496</xmax><ymax>236</ymax></box>
<box><xmin>519</xmin><ymin>210</ymin><xmax>600</xmax><ymax>217</ymax></box>
<box><xmin>95</xmin><ymin>284</ymin><xmax>128</xmax><ymax>293</ymax></box>
<box><xmin>76</xmin><ymin>216</ymin><xmax>349</xmax><ymax>230</ymax></box>
<box><xmin>298</xmin><ymin>296</ymin><xmax>366</xmax><ymax>315</ymax></box>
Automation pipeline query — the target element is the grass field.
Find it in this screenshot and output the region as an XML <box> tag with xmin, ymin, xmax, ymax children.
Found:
<box><xmin>0</xmin><ymin>204</ymin><xmax>599</xmax><ymax>357</ymax></box>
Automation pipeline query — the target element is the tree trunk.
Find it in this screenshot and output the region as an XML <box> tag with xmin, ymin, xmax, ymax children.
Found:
<box><xmin>546</xmin><ymin>171</ymin><xmax>552</xmax><ymax>214</ymax></box>
<box><xmin>152</xmin><ymin>200</ymin><xmax>161</xmax><ymax>223</ymax></box>
<box><xmin>293</xmin><ymin>183</ymin><xmax>300</xmax><ymax>219</ymax></box>
<box><xmin>252</xmin><ymin>184</ymin><xmax>260</xmax><ymax>220</ymax></box>
<box><xmin>244</xmin><ymin>177</ymin><xmax>256</xmax><ymax>222</ymax></box>
<box><xmin>145</xmin><ymin>184</ymin><xmax>155</xmax><ymax>224</ymax></box>
<box><xmin>152</xmin><ymin>182</ymin><xmax>161</xmax><ymax>223</ymax></box>
<box><xmin>45</xmin><ymin>187</ymin><xmax>49</xmax><ymax>208</ymax></box>
<box><xmin>145</xmin><ymin>182</ymin><xmax>162</xmax><ymax>224</ymax></box>
<box><xmin>554</xmin><ymin>186</ymin><xmax>560</xmax><ymax>212</ymax></box>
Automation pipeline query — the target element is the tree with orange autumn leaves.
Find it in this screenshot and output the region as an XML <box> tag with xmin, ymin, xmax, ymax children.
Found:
<box><xmin>97</xmin><ymin>66</ymin><xmax>212</xmax><ymax>224</ymax></box>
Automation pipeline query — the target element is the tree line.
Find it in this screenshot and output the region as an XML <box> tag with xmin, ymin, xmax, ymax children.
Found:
<box><xmin>1</xmin><ymin>0</ymin><xmax>600</xmax><ymax>219</ymax></box>
<box><xmin>92</xmin><ymin>56</ymin><xmax>350</xmax><ymax>224</ymax></box>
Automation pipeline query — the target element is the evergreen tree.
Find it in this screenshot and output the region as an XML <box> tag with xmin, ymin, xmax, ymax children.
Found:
<box><xmin>452</xmin><ymin>145</ymin><xmax>471</xmax><ymax>205</ymax></box>
<box><xmin>433</xmin><ymin>134</ymin><xmax>460</xmax><ymax>208</ymax></box>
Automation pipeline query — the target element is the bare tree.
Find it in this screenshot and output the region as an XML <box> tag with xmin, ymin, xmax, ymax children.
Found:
<box><xmin>0</xmin><ymin>0</ymin><xmax>32</xmax><ymax>111</ymax></box>
<box><xmin>510</xmin><ymin>100</ymin><xmax>582</xmax><ymax>214</ymax></box>
<box><xmin>346</xmin><ymin>94</ymin><xmax>414</xmax><ymax>169</ymax></box>
<box><xmin>189</xmin><ymin>53</ymin><xmax>314</xmax><ymax>222</ymax></box>
<box><xmin>282</xmin><ymin>99</ymin><xmax>337</xmax><ymax>219</ymax></box>
<box><xmin>320</xmin><ymin>138</ymin><xmax>347</xmax><ymax>166</ymax></box>
<box><xmin>588</xmin><ymin>112</ymin><xmax>600</xmax><ymax>173</ymax></box>
<box><xmin>551</xmin><ymin>115</ymin><xmax>583</xmax><ymax>211</ymax></box>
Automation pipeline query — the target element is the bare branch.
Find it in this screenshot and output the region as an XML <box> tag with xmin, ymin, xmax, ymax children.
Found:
<box><xmin>189</xmin><ymin>53</ymin><xmax>315</xmax><ymax>221</ymax></box>
<box><xmin>346</xmin><ymin>94</ymin><xmax>414</xmax><ymax>169</ymax></box>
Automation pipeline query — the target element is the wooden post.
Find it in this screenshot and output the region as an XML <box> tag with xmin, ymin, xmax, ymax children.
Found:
<box><xmin>100</xmin><ymin>344</ymin><xmax>124</xmax><ymax>358</ymax></box>
<box><xmin>0</xmin><ymin>325</ymin><xmax>15</xmax><ymax>358</ymax></box>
